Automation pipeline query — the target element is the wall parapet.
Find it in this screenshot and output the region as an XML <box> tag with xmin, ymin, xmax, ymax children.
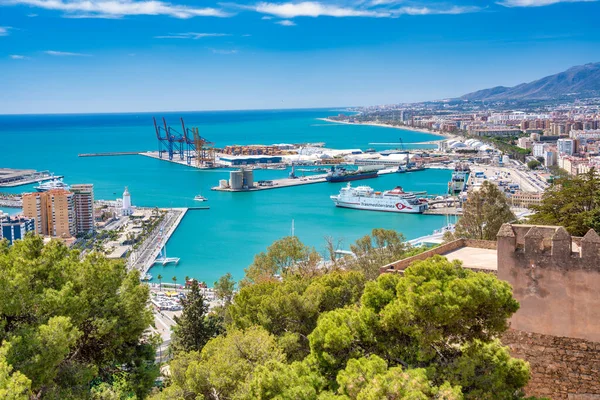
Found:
<box><xmin>497</xmin><ymin>223</ymin><xmax>600</xmax><ymax>343</ymax></box>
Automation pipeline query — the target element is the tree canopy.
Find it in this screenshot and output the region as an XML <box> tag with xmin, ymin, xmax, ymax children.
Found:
<box><xmin>154</xmin><ymin>255</ymin><xmax>533</xmax><ymax>400</ymax></box>
<box><xmin>242</xmin><ymin>236</ymin><xmax>321</xmax><ymax>286</ymax></box>
<box><xmin>529</xmin><ymin>168</ymin><xmax>600</xmax><ymax>236</ymax></box>
<box><xmin>527</xmin><ymin>160</ymin><xmax>541</xmax><ymax>170</ymax></box>
<box><xmin>451</xmin><ymin>181</ymin><xmax>515</xmax><ymax>240</ymax></box>
<box><xmin>0</xmin><ymin>235</ymin><xmax>157</xmax><ymax>399</ymax></box>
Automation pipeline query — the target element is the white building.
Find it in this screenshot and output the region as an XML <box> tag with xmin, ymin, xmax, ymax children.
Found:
<box><xmin>557</xmin><ymin>138</ymin><xmax>576</xmax><ymax>156</ymax></box>
<box><xmin>544</xmin><ymin>151</ymin><xmax>557</xmax><ymax>167</ymax></box>
<box><xmin>122</xmin><ymin>187</ymin><xmax>133</xmax><ymax>216</ymax></box>
<box><xmin>532</xmin><ymin>143</ymin><xmax>547</xmax><ymax>158</ymax></box>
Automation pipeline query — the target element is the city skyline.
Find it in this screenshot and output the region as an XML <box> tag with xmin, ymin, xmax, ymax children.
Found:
<box><xmin>0</xmin><ymin>0</ymin><xmax>599</xmax><ymax>114</ymax></box>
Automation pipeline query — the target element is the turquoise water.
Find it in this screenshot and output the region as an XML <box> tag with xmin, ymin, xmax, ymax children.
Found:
<box><xmin>0</xmin><ymin>109</ymin><xmax>450</xmax><ymax>284</ymax></box>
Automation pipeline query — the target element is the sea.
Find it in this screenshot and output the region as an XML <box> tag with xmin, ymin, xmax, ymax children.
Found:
<box><xmin>0</xmin><ymin>108</ymin><xmax>452</xmax><ymax>285</ymax></box>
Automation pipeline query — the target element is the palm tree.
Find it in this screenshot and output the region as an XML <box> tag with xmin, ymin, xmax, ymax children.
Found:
<box><xmin>157</xmin><ymin>274</ymin><xmax>163</xmax><ymax>291</ymax></box>
<box><xmin>185</xmin><ymin>276</ymin><xmax>190</xmax><ymax>289</ymax></box>
<box><xmin>172</xmin><ymin>276</ymin><xmax>177</xmax><ymax>291</ymax></box>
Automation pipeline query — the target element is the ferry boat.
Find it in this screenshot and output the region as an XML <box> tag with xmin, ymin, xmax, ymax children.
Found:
<box><xmin>330</xmin><ymin>183</ymin><xmax>428</xmax><ymax>213</ymax></box>
<box><xmin>448</xmin><ymin>171</ymin><xmax>467</xmax><ymax>194</ymax></box>
<box><xmin>326</xmin><ymin>166</ymin><xmax>378</xmax><ymax>183</ymax></box>
<box><xmin>35</xmin><ymin>178</ymin><xmax>70</xmax><ymax>192</ymax></box>
<box><xmin>194</xmin><ymin>195</ymin><xmax>208</xmax><ymax>202</ymax></box>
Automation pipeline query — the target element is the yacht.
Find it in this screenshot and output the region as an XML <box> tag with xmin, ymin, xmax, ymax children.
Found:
<box><xmin>35</xmin><ymin>178</ymin><xmax>70</xmax><ymax>192</ymax></box>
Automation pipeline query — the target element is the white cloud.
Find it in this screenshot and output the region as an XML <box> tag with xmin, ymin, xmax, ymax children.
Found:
<box><xmin>2</xmin><ymin>0</ymin><xmax>231</xmax><ymax>19</ymax></box>
<box><xmin>261</xmin><ymin>15</ymin><xmax>273</xmax><ymax>19</ymax></box>
<box><xmin>251</xmin><ymin>1</ymin><xmax>481</xmax><ymax>19</ymax></box>
<box><xmin>276</xmin><ymin>19</ymin><xmax>296</xmax><ymax>25</ymax></box>
<box><xmin>392</xmin><ymin>5</ymin><xmax>481</xmax><ymax>15</ymax></box>
<box><xmin>10</xmin><ymin>54</ymin><xmax>28</xmax><ymax>59</ymax></box>
<box><xmin>255</xmin><ymin>1</ymin><xmax>391</xmax><ymax>18</ymax></box>
<box><xmin>210</xmin><ymin>48</ymin><xmax>238</xmax><ymax>54</ymax></box>
<box><xmin>498</xmin><ymin>0</ymin><xmax>595</xmax><ymax>5</ymax></box>
<box><xmin>154</xmin><ymin>32</ymin><xmax>230</xmax><ymax>39</ymax></box>
<box><xmin>0</xmin><ymin>26</ymin><xmax>11</xmax><ymax>36</ymax></box>
<box><xmin>27</xmin><ymin>13</ymin><xmax>38</xmax><ymax>16</ymax></box>
<box><xmin>44</xmin><ymin>50</ymin><xmax>90</xmax><ymax>56</ymax></box>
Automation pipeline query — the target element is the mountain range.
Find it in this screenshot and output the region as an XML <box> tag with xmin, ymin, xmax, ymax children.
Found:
<box><xmin>460</xmin><ymin>62</ymin><xmax>600</xmax><ymax>101</ymax></box>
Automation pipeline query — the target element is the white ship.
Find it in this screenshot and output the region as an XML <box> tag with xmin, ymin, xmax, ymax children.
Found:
<box><xmin>35</xmin><ymin>178</ymin><xmax>70</xmax><ymax>192</ymax></box>
<box><xmin>330</xmin><ymin>183</ymin><xmax>428</xmax><ymax>214</ymax></box>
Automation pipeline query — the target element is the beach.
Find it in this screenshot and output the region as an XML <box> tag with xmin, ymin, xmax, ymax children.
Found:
<box><xmin>318</xmin><ymin>118</ymin><xmax>458</xmax><ymax>140</ymax></box>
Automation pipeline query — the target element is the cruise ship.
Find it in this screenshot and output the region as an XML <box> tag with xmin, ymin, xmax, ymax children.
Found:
<box><xmin>330</xmin><ymin>184</ymin><xmax>428</xmax><ymax>213</ymax></box>
<box><xmin>35</xmin><ymin>178</ymin><xmax>70</xmax><ymax>192</ymax></box>
<box><xmin>326</xmin><ymin>166</ymin><xmax>378</xmax><ymax>183</ymax></box>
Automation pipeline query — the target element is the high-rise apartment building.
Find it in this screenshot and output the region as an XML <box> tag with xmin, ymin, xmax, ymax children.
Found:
<box><xmin>22</xmin><ymin>192</ymin><xmax>45</xmax><ymax>234</ymax></box>
<box><xmin>71</xmin><ymin>184</ymin><xmax>95</xmax><ymax>234</ymax></box>
<box><xmin>22</xmin><ymin>189</ymin><xmax>76</xmax><ymax>238</ymax></box>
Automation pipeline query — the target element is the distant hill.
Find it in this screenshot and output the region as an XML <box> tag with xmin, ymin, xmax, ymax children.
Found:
<box><xmin>461</xmin><ymin>62</ymin><xmax>600</xmax><ymax>101</ymax></box>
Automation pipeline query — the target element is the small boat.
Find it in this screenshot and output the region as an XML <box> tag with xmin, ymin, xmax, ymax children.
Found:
<box><xmin>194</xmin><ymin>195</ymin><xmax>208</xmax><ymax>202</ymax></box>
<box><xmin>141</xmin><ymin>273</ymin><xmax>152</xmax><ymax>281</ymax></box>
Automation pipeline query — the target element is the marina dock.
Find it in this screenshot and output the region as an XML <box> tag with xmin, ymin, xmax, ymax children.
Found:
<box><xmin>128</xmin><ymin>208</ymin><xmax>187</xmax><ymax>275</ymax></box>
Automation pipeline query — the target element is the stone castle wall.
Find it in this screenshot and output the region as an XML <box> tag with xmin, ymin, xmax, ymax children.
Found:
<box><xmin>502</xmin><ymin>329</ymin><xmax>600</xmax><ymax>400</ymax></box>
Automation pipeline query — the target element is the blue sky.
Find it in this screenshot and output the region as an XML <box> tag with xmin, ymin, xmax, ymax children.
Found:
<box><xmin>0</xmin><ymin>0</ymin><xmax>599</xmax><ymax>114</ymax></box>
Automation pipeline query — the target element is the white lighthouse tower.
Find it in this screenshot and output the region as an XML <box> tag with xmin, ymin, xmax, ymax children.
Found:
<box><xmin>122</xmin><ymin>186</ymin><xmax>133</xmax><ymax>216</ymax></box>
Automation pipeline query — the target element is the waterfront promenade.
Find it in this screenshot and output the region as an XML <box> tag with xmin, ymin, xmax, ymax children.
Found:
<box><xmin>129</xmin><ymin>208</ymin><xmax>187</xmax><ymax>275</ymax></box>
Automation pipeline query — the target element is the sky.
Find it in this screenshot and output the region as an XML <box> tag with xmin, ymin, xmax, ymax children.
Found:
<box><xmin>0</xmin><ymin>0</ymin><xmax>599</xmax><ymax>114</ymax></box>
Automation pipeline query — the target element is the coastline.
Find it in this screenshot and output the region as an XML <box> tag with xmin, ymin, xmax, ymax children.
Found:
<box><xmin>318</xmin><ymin>118</ymin><xmax>456</xmax><ymax>140</ymax></box>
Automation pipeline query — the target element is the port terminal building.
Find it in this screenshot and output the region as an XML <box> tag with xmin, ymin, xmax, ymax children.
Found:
<box><xmin>218</xmin><ymin>155</ymin><xmax>283</xmax><ymax>166</ymax></box>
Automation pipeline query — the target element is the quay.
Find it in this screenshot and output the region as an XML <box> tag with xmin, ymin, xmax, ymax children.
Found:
<box><xmin>78</xmin><ymin>152</ymin><xmax>142</xmax><ymax>157</ymax></box>
<box><xmin>0</xmin><ymin>168</ymin><xmax>63</xmax><ymax>188</ymax></box>
<box><xmin>128</xmin><ymin>208</ymin><xmax>187</xmax><ymax>276</ymax></box>
<box><xmin>0</xmin><ymin>194</ymin><xmax>22</xmax><ymax>208</ymax></box>
<box><xmin>140</xmin><ymin>151</ymin><xmax>219</xmax><ymax>169</ymax></box>
<box><xmin>424</xmin><ymin>207</ymin><xmax>463</xmax><ymax>216</ymax></box>
<box><xmin>212</xmin><ymin>175</ymin><xmax>328</xmax><ymax>192</ymax></box>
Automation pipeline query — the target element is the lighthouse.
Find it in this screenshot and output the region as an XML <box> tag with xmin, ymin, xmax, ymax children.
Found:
<box><xmin>122</xmin><ymin>186</ymin><xmax>133</xmax><ymax>216</ymax></box>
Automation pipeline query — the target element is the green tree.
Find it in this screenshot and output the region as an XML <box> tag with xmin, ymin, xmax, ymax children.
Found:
<box><xmin>157</xmin><ymin>274</ymin><xmax>162</xmax><ymax>291</ymax></box>
<box><xmin>214</xmin><ymin>272</ymin><xmax>236</xmax><ymax>305</ymax></box>
<box><xmin>171</xmin><ymin>275</ymin><xmax>177</xmax><ymax>290</ymax></box>
<box><xmin>452</xmin><ymin>181</ymin><xmax>515</xmax><ymax>240</ymax></box>
<box><xmin>345</xmin><ymin>228</ymin><xmax>411</xmax><ymax>280</ymax></box>
<box><xmin>309</xmin><ymin>256</ymin><xmax>524</xmax><ymax>395</ymax></box>
<box><xmin>0</xmin><ymin>342</ymin><xmax>31</xmax><ymax>400</ymax></box>
<box><xmin>527</xmin><ymin>160</ymin><xmax>541</xmax><ymax>169</ymax></box>
<box><xmin>228</xmin><ymin>271</ymin><xmax>365</xmax><ymax>360</ymax></box>
<box><xmin>171</xmin><ymin>281</ymin><xmax>222</xmax><ymax>354</ymax></box>
<box><xmin>242</xmin><ymin>236</ymin><xmax>321</xmax><ymax>285</ymax></box>
<box><xmin>0</xmin><ymin>235</ymin><xmax>157</xmax><ymax>399</ymax></box>
<box><xmin>154</xmin><ymin>326</ymin><xmax>285</xmax><ymax>400</ymax></box>
<box><xmin>529</xmin><ymin>168</ymin><xmax>600</xmax><ymax>236</ymax></box>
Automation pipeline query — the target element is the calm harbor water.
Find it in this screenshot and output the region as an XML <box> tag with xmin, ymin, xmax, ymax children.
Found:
<box><xmin>0</xmin><ymin>108</ymin><xmax>451</xmax><ymax>284</ymax></box>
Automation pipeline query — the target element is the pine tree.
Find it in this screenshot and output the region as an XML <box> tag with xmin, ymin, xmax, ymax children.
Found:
<box><xmin>171</xmin><ymin>281</ymin><xmax>222</xmax><ymax>353</ymax></box>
